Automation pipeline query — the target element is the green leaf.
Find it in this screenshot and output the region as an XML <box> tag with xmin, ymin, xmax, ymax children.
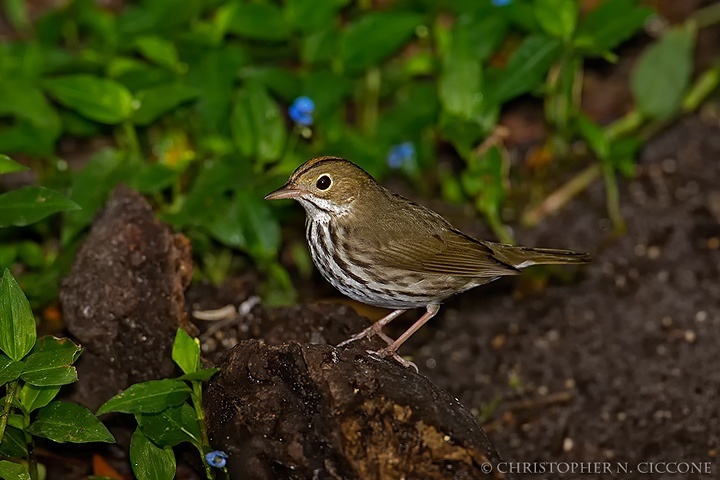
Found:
<box><xmin>97</xmin><ymin>379</ymin><xmax>191</xmax><ymax>415</ymax></box>
<box><xmin>21</xmin><ymin>347</ymin><xmax>80</xmax><ymax>386</ymax></box>
<box><xmin>201</xmin><ymin>197</ymin><xmax>247</xmax><ymax>248</ymax></box>
<box><xmin>0</xmin><ymin>121</ymin><xmax>57</xmax><ymax>157</ymax></box>
<box><xmin>164</xmin><ymin>156</ymin><xmax>250</xmax><ymax>229</ymax></box>
<box><xmin>376</xmin><ymin>83</ymin><xmax>439</xmax><ymax>145</ymax></box>
<box><xmin>117</xmin><ymin>0</ymin><xmax>201</xmax><ymax>36</ymax></box>
<box><xmin>44</xmin><ymin>74</ymin><xmax>134</xmax><ymax>124</ymax></box>
<box><xmin>60</xmin><ymin>108</ymin><xmax>103</xmax><ymax>137</ymax></box>
<box><xmin>61</xmin><ymin>148</ymin><xmax>124</xmax><ymax>244</ymax></box>
<box><xmin>186</xmin><ymin>45</ymin><xmax>246</xmax><ymax>133</ymax></box>
<box><xmin>227</xmin><ymin>2</ymin><xmax>290</xmax><ymax>41</ymax></box>
<box><xmin>0</xmin><ymin>353</ymin><xmax>23</xmax><ymax>384</ymax></box>
<box><xmin>18</xmin><ymin>384</ymin><xmax>61</xmax><ymax>412</ymax></box>
<box><xmin>29</xmin><ymin>401</ymin><xmax>115</xmax><ymax>444</ymax></box>
<box><xmin>302</xmin><ymin>27</ymin><xmax>341</xmax><ymax>65</ymax></box>
<box><xmin>32</xmin><ymin>335</ymin><xmax>82</xmax><ymax>355</ymax></box>
<box><xmin>130</xmin><ymin>428</ymin><xmax>175</xmax><ymax>480</ymax></box>
<box><xmin>130</xmin><ymin>164</ymin><xmax>182</xmax><ymax>194</ymax></box>
<box><xmin>0</xmin><ymin>426</ymin><xmax>27</xmax><ymax>458</ymax></box>
<box><xmin>577</xmin><ymin>114</ymin><xmax>609</xmax><ymax>159</ymax></box>
<box><xmin>462</xmin><ymin>14</ymin><xmax>509</xmax><ymax>63</ymax></box>
<box><xmin>133</xmin><ymin>83</ymin><xmax>198</xmax><ymax>126</ymax></box>
<box><xmin>236</xmin><ymin>190</ymin><xmax>281</xmax><ymax>260</ymax></box>
<box><xmin>301</xmin><ymin>70</ymin><xmax>352</xmax><ymax>121</ymax></box>
<box><xmin>0</xmin><ymin>460</ymin><xmax>30</xmax><ymax>480</ymax></box>
<box><xmin>0</xmin><ymin>186</ymin><xmax>80</xmax><ymax>228</ymax></box>
<box><xmin>108</xmin><ymin>56</ymin><xmax>175</xmax><ymax>92</ymax></box>
<box><xmin>285</xmin><ymin>0</ymin><xmax>349</xmax><ymax>34</ymax></box>
<box><xmin>172</xmin><ymin>329</ymin><xmax>199</xmax><ymax>375</ymax></box>
<box><xmin>230</xmin><ymin>93</ymin><xmax>255</xmax><ymax>159</ymax></box>
<box><xmin>6</xmin><ymin>414</ymin><xmax>22</xmax><ymax>431</ymax></box>
<box><xmin>238</xmin><ymin>66</ymin><xmax>301</xmax><ymax>102</ymax></box>
<box><xmin>136</xmin><ymin>402</ymin><xmax>200</xmax><ymax>447</ymax></box>
<box><xmin>0</xmin><ymin>80</ymin><xmax>61</xmax><ymax>134</ymax></box>
<box><xmin>231</xmin><ymin>82</ymin><xmax>285</xmax><ymax>163</ymax></box>
<box><xmin>631</xmin><ymin>26</ymin><xmax>694</xmax><ymax>119</ymax></box>
<box><xmin>134</xmin><ymin>35</ymin><xmax>179</xmax><ymax>71</ymax></box>
<box><xmin>176</xmin><ymin>368</ymin><xmax>220</xmax><ymax>382</ymax></box>
<box><xmin>0</xmin><ymin>155</ymin><xmax>28</xmax><ymax>175</ymax></box>
<box><xmin>485</xmin><ymin>35</ymin><xmax>562</xmax><ymax>104</ymax></box>
<box><xmin>461</xmin><ymin>146</ymin><xmax>506</xmax><ymax>217</ymax></box>
<box><xmin>535</xmin><ymin>0</ymin><xmax>577</xmax><ymax>40</ymax></box>
<box><xmin>575</xmin><ymin>0</ymin><xmax>653</xmax><ymax>55</ymax></box>
<box><xmin>439</xmin><ymin>25</ymin><xmax>482</xmax><ymax>121</ymax></box>
<box><xmin>340</xmin><ymin>13</ymin><xmax>423</xmax><ymax>74</ymax></box>
<box><xmin>0</xmin><ymin>269</ymin><xmax>36</xmax><ymax>361</ymax></box>
<box><xmin>609</xmin><ymin>137</ymin><xmax>642</xmax><ymax>178</ymax></box>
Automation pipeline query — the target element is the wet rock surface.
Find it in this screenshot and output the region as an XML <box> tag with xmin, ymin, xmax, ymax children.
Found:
<box><xmin>205</xmin><ymin>340</ymin><xmax>511</xmax><ymax>480</ymax></box>
<box><xmin>60</xmin><ymin>185</ymin><xmax>195</xmax><ymax>411</ymax></box>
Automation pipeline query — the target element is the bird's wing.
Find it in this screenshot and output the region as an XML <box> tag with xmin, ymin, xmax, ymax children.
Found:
<box><xmin>378</xmin><ymin>228</ymin><xmax>520</xmax><ymax>277</ymax></box>
<box><xmin>349</xmin><ymin>195</ymin><xmax>519</xmax><ymax>278</ymax></box>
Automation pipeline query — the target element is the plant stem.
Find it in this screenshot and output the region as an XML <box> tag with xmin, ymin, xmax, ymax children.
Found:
<box><xmin>485</xmin><ymin>210</ymin><xmax>514</xmax><ymax>244</ymax></box>
<box><xmin>360</xmin><ymin>67</ymin><xmax>381</xmax><ymax>136</ymax></box>
<box><xmin>282</xmin><ymin>126</ymin><xmax>301</xmax><ymax>167</ymax></box>
<box><xmin>0</xmin><ymin>380</ymin><xmax>18</xmax><ymax>444</ymax></box>
<box><xmin>23</xmin><ymin>410</ymin><xmax>38</xmax><ymax>480</ymax></box>
<box><xmin>604</xmin><ymin>109</ymin><xmax>644</xmax><ymax>141</ymax></box>
<box><xmin>601</xmin><ymin>161</ymin><xmax>625</xmax><ymax>234</ymax></box>
<box><xmin>122</xmin><ymin>121</ymin><xmax>142</xmax><ymax>163</ymax></box>
<box><xmin>521</xmin><ymin>164</ymin><xmax>601</xmax><ymax>227</ymax></box>
<box><xmin>682</xmin><ymin>66</ymin><xmax>720</xmax><ymax>112</ymax></box>
<box><xmin>191</xmin><ymin>382</ymin><xmax>214</xmax><ymax>479</ymax></box>
<box><xmin>690</xmin><ymin>1</ymin><xmax>720</xmax><ymax>29</ymax></box>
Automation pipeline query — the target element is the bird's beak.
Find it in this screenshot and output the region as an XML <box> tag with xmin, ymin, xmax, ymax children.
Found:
<box><xmin>264</xmin><ymin>184</ymin><xmax>303</xmax><ymax>200</ymax></box>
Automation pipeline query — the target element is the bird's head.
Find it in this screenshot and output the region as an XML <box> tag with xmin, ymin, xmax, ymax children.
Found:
<box><xmin>264</xmin><ymin>157</ymin><xmax>375</xmax><ymax>217</ymax></box>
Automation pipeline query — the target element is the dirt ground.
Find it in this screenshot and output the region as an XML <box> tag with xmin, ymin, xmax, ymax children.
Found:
<box><xmin>190</xmin><ymin>113</ymin><xmax>720</xmax><ymax>480</ymax></box>
<box><xmin>366</xmin><ymin>114</ymin><xmax>720</xmax><ymax>479</ymax></box>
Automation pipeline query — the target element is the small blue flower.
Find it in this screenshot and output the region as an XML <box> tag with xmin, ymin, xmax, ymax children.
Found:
<box><xmin>206</xmin><ymin>450</ymin><xmax>228</xmax><ymax>468</ymax></box>
<box><xmin>387</xmin><ymin>142</ymin><xmax>416</xmax><ymax>169</ymax></box>
<box><xmin>289</xmin><ymin>96</ymin><xmax>315</xmax><ymax>126</ymax></box>
<box><xmin>491</xmin><ymin>0</ymin><xmax>512</xmax><ymax>6</ymax></box>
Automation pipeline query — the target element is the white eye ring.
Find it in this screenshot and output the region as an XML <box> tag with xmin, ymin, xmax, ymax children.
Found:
<box><xmin>316</xmin><ymin>174</ymin><xmax>332</xmax><ymax>191</ymax></box>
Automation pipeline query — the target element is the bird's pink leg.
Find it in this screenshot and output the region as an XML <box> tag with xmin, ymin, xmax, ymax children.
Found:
<box><xmin>336</xmin><ymin>309</ymin><xmax>406</xmax><ymax>347</ymax></box>
<box><xmin>375</xmin><ymin>304</ymin><xmax>440</xmax><ymax>368</ymax></box>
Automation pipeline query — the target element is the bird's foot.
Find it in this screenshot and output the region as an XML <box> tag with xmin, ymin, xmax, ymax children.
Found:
<box><xmin>337</xmin><ymin>322</ymin><xmax>394</xmax><ymax>347</ymax></box>
<box><xmin>371</xmin><ymin>347</ymin><xmax>418</xmax><ymax>373</ymax></box>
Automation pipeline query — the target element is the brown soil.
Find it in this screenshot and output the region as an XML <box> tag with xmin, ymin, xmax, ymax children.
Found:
<box><xmin>386</xmin><ymin>115</ymin><xmax>720</xmax><ymax>479</ymax></box>
<box><xmin>192</xmin><ymin>114</ymin><xmax>720</xmax><ymax>480</ymax></box>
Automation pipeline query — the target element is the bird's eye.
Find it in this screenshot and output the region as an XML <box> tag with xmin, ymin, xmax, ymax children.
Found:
<box><xmin>316</xmin><ymin>174</ymin><xmax>332</xmax><ymax>191</ymax></box>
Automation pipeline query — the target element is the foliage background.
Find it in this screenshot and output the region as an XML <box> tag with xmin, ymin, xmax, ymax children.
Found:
<box><xmin>0</xmin><ymin>0</ymin><xmax>716</xmax><ymax>306</ymax></box>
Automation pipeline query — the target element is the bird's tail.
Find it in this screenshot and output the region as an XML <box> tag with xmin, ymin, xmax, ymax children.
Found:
<box><xmin>484</xmin><ymin>242</ymin><xmax>591</xmax><ymax>269</ymax></box>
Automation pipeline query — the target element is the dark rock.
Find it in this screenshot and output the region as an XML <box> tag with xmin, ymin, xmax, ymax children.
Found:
<box><xmin>205</xmin><ymin>340</ymin><xmax>511</xmax><ymax>480</ymax></box>
<box><xmin>196</xmin><ymin>298</ymin><xmax>388</xmax><ymax>364</ymax></box>
<box><xmin>60</xmin><ymin>185</ymin><xmax>195</xmax><ymax>411</ymax></box>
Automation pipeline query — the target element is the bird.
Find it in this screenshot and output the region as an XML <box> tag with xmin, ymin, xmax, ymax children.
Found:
<box><xmin>265</xmin><ymin>157</ymin><xmax>589</xmax><ymax>369</ymax></box>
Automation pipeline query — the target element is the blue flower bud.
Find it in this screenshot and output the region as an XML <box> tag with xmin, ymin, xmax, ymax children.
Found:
<box><xmin>206</xmin><ymin>450</ymin><xmax>228</xmax><ymax>468</ymax></box>
<box><xmin>387</xmin><ymin>142</ymin><xmax>416</xmax><ymax>169</ymax></box>
<box><xmin>289</xmin><ymin>96</ymin><xmax>315</xmax><ymax>126</ymax></box>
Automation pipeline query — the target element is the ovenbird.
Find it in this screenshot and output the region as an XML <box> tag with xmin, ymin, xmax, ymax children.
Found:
<box><xmin>265</xmin><ymin>157</ymin><xmax>589</xmax><ymax>369</ymax></box>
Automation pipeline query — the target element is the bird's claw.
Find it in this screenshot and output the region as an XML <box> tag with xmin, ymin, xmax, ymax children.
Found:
<box><xmin>336</xmin><ymin>323</ymin><xmax>394</xmax><ymax>347</ymax></box>
<box><xmin>368</xmin><ymin>347</ymin><xmax>419</xmax><ymax>373</ymax></box>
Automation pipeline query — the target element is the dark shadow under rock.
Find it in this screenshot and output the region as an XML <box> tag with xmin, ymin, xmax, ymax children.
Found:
<box><xmin>60</xmin><ymin>185</ymin><xmax>195</xmax><ymax>411</ymax></box>
<box><xmin>205</xmin><ymin>340</ymin><xmax>512</xmax><ymax>480</ymax></box>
